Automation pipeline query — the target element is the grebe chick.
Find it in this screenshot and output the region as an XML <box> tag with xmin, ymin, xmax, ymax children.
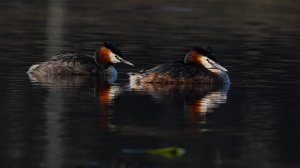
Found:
<box><xmin>27</xmin><ymin>42</ymin><xmax>134</xmax><ymax>81</ymax></box>
<box><xmin>129</xmin><ymin>47</ymin><xmax>230</xmax><ymax>84</ymax></box>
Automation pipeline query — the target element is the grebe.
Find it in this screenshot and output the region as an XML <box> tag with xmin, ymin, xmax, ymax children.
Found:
<box><xmin>27</xmin><ymin>42</ymin><xmax>134</xmax><ymax>81</ymax></box>
<box><xmin>129</xmin><ymin>47</ymin><xmax>230</xmax><ymax>84</ymax></box>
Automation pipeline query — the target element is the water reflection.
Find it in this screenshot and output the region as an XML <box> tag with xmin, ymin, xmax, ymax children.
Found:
<box><xmin>184</xmin><ymin>84</ymin><xmax>229</xmax><ymax>125</ymax></box>
<box><xmin>129</xmin><ymin>82</ymin><xmax>230</xmax><ymax>128</ymax></box>
<box><xmin>29</xmin><ymin>71</ymin><xmax>230</xmax><ymax>133</ymax></box>
<box><xmin>27</xmin><ymin>72</ymin><xmax>122</xmax><ymax>126</ymax></box>
<box><xmin>107</xmin><ymin>82</ymin><xmax>230</xmax><ymax>167</ymax></box>
<box><xmin>27</xmin><ymin>71</ymin><xmax>230</xmax><ymax>159</ymax></box>
<box><xmin>27</xmin><ymin>73</ymin><xmax>99</xmax><ymax>88</ymax></box>
<box><xmin>98</xmin><ymin>84</ymin><xmax>122</xmax><ymax>130</ymax></box>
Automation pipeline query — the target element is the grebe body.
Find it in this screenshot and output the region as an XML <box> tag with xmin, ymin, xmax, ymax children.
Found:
<box><xmin>27</xmin><ymin>42</ymin><xmax>134</xmax><ymax>81</ymax></box>
<box><xmin>129</xmin><ymin>47</ymin><xmax>229</xmax><ymax>84</ymax></box>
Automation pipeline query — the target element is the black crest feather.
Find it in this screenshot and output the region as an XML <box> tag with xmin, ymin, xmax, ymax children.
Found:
<box><xmin>103</xmin><ymin>42</ymin><xmax>122</xmax><ymax>56</ymax></box>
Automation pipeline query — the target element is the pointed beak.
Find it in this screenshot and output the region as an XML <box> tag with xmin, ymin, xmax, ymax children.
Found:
<box><xmin>116</xmin><ymin>55</ymin><xmax>134</xmax><ymax>66</ymax></box>
<box><xmin>207</xmin><ymin>59</ymin><xmax>228</xmax><ymax>72</ymax></box>
<box><xmin>121</xmin><ymin>59</ymin><xmax>134</xmax><ymax>66</ymax></box>
<box><xmin>211</xmin><ymin>61</ymin><xmax>228</xmax><ymax>72</ymax></box>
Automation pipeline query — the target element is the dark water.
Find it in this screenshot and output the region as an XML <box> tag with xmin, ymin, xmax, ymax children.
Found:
<box><xmin>1</xmin><ymin>0</ymin><xmax>300</xmax><ymax>167</ymax></box>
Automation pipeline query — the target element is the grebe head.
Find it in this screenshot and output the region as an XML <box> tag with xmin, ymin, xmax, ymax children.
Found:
<box><xmin>184</xmin><ymin>47</ymin><xmax>228</xmax><ymax>72</ymax></box>
<box><xmin>94</xmin><ymin>42</ymin><xmax>134</xmax><ymax>67</ymax></box>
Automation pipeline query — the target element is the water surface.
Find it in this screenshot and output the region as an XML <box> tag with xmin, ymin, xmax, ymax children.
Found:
<box><xmin>0</xmin><ymin>0</ymin><xmax>300</xmax><ymax>167</ymax></box>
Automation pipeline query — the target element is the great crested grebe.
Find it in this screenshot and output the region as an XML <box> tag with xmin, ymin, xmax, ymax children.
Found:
<box><xmin>129</xmin><ymin>47</ymin><xmax>230</xmax><ymax>84</ymax></box>
<box><xmin>27</xmin><ymin>42</ymin><xmax>134</xmax><ymax>81</ymax></box>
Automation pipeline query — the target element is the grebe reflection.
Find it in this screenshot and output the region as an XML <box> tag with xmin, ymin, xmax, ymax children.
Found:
<box><xmin>129</xmin><ymin>82</ymin><xmax>230</xmax><ymax>127</ymax></box>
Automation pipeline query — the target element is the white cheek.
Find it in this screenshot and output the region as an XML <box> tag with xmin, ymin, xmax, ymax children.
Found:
<box><xmin>201</xmin><ymin>57</ymin><xmax>213</xmax><ymax>69</ymax></box>
<box><xmin>110</xmin><ymin>53</ymin><xmax>120</xmax><ymax>63</ymax></box>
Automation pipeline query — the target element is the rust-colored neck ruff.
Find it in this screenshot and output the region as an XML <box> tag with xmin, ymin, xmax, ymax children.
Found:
<box><xmin>98</xmin><ymin>47</ymin><xmax>111</xmax><ymax>65</ymax></box>
<box><xmin>184</xmin><ymin>51</ymin><xmax>203</xmax><ymax>65</ymax></box>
